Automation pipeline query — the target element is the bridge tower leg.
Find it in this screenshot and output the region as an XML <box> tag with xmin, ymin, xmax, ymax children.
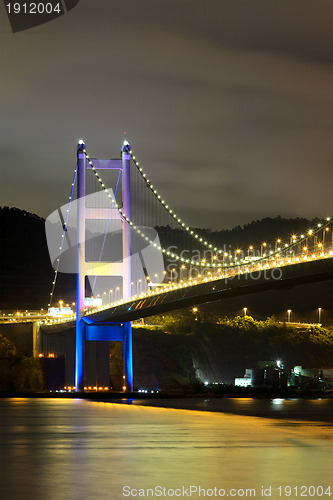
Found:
<box><xmin>75</xmin><ymin>141</ymin><xmax>86</xmax><ymax>392</ymax></box>
<box><xmin>74</xmin><ymin>140</ymin><xmax>134</xmax><ymax>393</ymax></box>
<box><xmin>122</xmin><ymin>142</ymin><xmax>133</xmax><ymax>392</ymax></box>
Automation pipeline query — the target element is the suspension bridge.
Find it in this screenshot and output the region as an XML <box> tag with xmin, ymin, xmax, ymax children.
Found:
<box><xmin>4</xmin><ymin>141</ymin><xmax>333</xmax><ymax>392</ymax></box>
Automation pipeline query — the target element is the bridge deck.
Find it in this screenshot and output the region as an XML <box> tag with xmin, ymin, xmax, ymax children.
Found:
<box><xmin>42</xmin><ymin>257</ymin><xmax>333</xmax><ymax>331</ymax></box>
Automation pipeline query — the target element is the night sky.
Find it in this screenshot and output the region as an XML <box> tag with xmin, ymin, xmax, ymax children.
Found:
<box><xmin>0</xmin><ymin>0</ymin><xmax>332</xmax><ymax>229</ymax></box>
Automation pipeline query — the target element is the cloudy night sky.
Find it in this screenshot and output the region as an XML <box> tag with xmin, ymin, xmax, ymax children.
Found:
<box><xmin>0</xmin><ymin>0</ymin><xmax>332</xmax><ymax>229</ymax></box>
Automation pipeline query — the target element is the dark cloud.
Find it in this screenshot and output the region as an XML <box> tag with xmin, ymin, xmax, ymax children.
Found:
<box><xmin>0</xmin><ymin>0</ymin><xmax>332</xmax><ymax>229</ymax></box>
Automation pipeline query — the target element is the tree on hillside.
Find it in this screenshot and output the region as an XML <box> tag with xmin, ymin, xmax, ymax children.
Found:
<box><xmin>0</xmin><ymin>333</ymin><xmax>44</xmax><ymax>393</ymax></box>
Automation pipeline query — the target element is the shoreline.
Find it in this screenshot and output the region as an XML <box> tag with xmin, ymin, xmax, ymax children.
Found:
<box><xmin>1</xmin><ymin>390</ymin><xmax>332</xmax><ymax>423</ymax></box>
<box><xmin>1</xmin><ymin>388</ymin><xmax>333</xmax><ymax>399</ymax></box>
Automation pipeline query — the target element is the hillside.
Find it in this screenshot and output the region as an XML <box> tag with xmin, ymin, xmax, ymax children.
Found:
<box><xmin>0</xmin><ymin>207</ymin><xmax>75</xmax><ymax>310</ymax></box>
<box><xmin>110</xmin><ymin>315</ymin><xmax>333</xmax><ymax>390</ymax></box>
<box><xmin>0</xmin><ymin>332</ymin><xmax>43</xmax><ymax>393</ymax></box>
<box><xmin>157</xmin><ymin>215</ymin><xmax>322</xmax><ymax>250</ymax></box>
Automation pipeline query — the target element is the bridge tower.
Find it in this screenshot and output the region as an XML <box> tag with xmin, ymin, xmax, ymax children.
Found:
<box><xmin>75</xmin><ymin>141</ymin><xmax>133</xmax><ymax>393</ymax></box>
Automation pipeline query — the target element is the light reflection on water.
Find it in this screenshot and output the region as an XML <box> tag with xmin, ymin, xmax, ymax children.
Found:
<box><xmin>0</xmin><ymin>398</ymin><xmax>332</xmax><ymax>500</ymax></box>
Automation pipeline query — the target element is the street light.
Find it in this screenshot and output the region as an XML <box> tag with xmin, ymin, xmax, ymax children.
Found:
<box><xmin>306</xmin><ymin>229</ymin><xmax>313</xmax><ymax>251</ymax></box>
<box><xmin>212</xmin><ymin>255</ymin><xmax>217</xmax><ymax>276</ymax></box>
<box><xmin>287</xmin><ymin>309</ymin><xmax>291</xmax><ymax>322</ymax></box>
<box><xmin>318</xmin><ymin>307</ymin><xmax>322</xmax><ymax>324</ymax></box>
<box><xmin>243</xmin><ymin>307</ymin><xmax>247</xmax><ymax>317</ymax></box>
<box><xmin>260</xmin><ymin>242</ymin><xmax>267</xmax><ymax>257</ymax></box>
<box><xmin>235</xmin><ymin>249</ymin><xmax>241</xmax><ymax>262</ymax></box>
<box><xmin>275</xmin><ymin>239</ymin><xmax>281</xmax><ymax>253</ymax></box>
<box><xmin>323</xmin><ymin>227</ymin><xmax>330</xmax><ymax>248</ymax></box>
<box><xmin>290</xmin><ymin>234</ymin><xmax>297</xmax><ymax>245</ymax></box>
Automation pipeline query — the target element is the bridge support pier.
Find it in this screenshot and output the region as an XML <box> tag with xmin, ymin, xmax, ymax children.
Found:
<box><xmin>75</xmin><ymin>318</ymin><xmax>85</xmax><ymax>392</ymax></box>
<box><xmin>85</xmin><ymin>321</ymin><xmax>133</xmax><ymax>391</ymax></box>
<box><xmin>32</xmin><ymin>321</ymin><xmax>41</xmax><ymax>358</ymax></box>
<box><xmin>123</xmin><ymin>322</ymin><xmax>133</xmax><ymax>392</ymax></box>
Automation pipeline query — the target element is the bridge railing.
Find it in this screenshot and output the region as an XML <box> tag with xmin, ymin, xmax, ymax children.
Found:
<box><xmin>40</xmin><ymin>243</ymin><xmax>332</xmax><ymax>326</ymax></box>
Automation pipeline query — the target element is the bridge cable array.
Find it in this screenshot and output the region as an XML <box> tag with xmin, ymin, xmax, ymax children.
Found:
<box><xmin>83</xmin><ymin>148</ymin><xmax>222</xmax><ymax>269</ymax></box>
<box><xmin>127</xmin><ymin>144</ymin><xmax>333</xmax><ymax>260</ymax></box>
<box><xmin>48</xmin><ymin>164</ymin><xmax>78</xmax><ymax>308</ymax></box>
<box><xmin>82</xmin><ymin>146</ymin><xmax>332</xmax><ymax>271</ymax></box>
<box><xmin>128</xmin><ymin>145</ymin><xmax>222</xmax><ymax>253</ymax></box>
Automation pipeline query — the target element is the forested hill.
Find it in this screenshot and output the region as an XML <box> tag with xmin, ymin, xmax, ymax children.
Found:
<box><xmin>156</xmin><ymin>215</ymin><xmax>321</xmax><ymax>250</ymax></box>
<box><xmin>0</xmin><ymin>207</ymin><xmax>75</xmax><ymax>310</ymax></box>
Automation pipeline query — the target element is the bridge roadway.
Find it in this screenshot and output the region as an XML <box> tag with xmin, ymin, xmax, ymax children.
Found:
<box><xmin>42</xmin><ymin>256</ymin><xmax>333</xmax><ymax>332</ymax></box>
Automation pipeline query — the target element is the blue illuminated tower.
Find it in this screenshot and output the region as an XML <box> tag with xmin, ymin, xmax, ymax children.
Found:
<box><xmin>75</xmin><ymin>141</ymin><xmax>86</xmax><ymax>392</ymax></box>
<box><xmin>121</xmin><ymin>141</ymin><xmax>133</xmax><ymax>391</ymax></box>
<box><xmin>75</xmin><ymin>141</ymin><xmax>133</xmax><ymax>392</ymax></box>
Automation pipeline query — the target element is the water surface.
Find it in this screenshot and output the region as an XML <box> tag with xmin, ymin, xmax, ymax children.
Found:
<box><xmin>0</xmin><ymin>398</ymin><xmax>332</xmax><ymax>499</ymax></box>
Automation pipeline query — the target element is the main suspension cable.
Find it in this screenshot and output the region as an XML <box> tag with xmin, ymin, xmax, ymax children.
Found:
<box><xmin>82</xmin><ymin>148</ymin><xmax>216</xmax><ymax>268</ymax></box>
<box><xmin>127</xmin><ymin>145</ymin><xmax>223</xmax><ymax>253</ymax></box>
<box><xmin>48</xmin><ymin>165</ymin><xmax>77</xmax><ymax>308</ymax></box>
<box><xmin>82</xmin><ymin>146</ymin><xmax>332</xmax><ymax>270</ymax></box>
